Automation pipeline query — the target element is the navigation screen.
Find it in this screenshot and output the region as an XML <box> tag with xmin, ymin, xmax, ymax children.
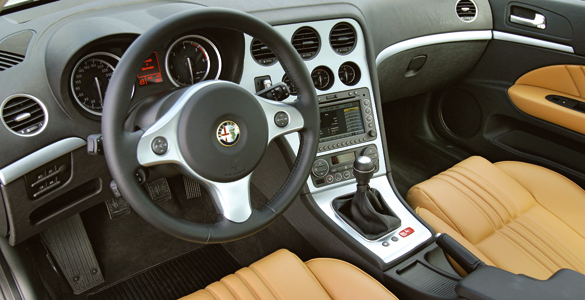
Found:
<box><xmin>319</xmin><ymin>101</ymin><xmax>365</xmax><ymax>142</ymax></box>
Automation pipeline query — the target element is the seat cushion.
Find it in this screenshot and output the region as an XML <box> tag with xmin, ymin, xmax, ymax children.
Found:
<box><xmin>180</xmin><ymin>249</ymin><xmax>398</xmax><ymax>300</ymax></box>
<box><xmin>407</xmin><ymin>156</ymin><xmax>585</xmax><ymax>280</ymax></box>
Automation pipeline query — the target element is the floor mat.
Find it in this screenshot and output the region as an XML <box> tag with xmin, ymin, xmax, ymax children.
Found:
<box><xmin>87</xmin><ymin>244</ymin><xmax>241</xmax><ymax>300</ymax></box>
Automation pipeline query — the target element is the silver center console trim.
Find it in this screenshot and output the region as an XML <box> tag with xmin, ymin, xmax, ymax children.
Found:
<box><xmin>0</xmin><ymin>137</ymin><xmax>86</xmax><ymax>185</ymax></box>
<box><xmin>313</xmin><ymin>176</ymin><xmax>432</xmax><ymax>263</ymax></box>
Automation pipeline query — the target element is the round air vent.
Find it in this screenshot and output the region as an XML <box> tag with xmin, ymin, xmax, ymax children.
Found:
<box><xmin>1</xmin><ymin>94</ymin><xmax>48</xmax><ymax>136</ymax></box>
<box><xmin>291</xmin><ymin>27</ymin><xmax>320</xmax><ymax>60</ymax></box>
<box><xmin>329</xmin><ymin>22</ymin><xmax>357</xmax><ymax>55</ymax></box>
<box><xmin>251</xmin><ymin>38</ymin><xmax>277</xmax><ymax>66</ymax></box>
<box><xmin>456</xmin><ymin>0</ymin><xmax>478</xmax><ymax>22</ymax></box>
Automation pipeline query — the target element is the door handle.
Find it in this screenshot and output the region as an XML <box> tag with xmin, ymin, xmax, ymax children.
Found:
<box><xmin>510</xmin><ymin>13</ymin><xmax>546</xmax><ymax>29</ymax></box>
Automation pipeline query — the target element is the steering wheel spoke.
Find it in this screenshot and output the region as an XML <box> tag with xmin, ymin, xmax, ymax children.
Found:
<box><xmin>203</xmin><ymin>174</ymin><xmax>253</xmax><ymax>223</ymax></box>
<box><xmin>136</xmin><ymin>110</ymin><xmax>183</xmax><ymax>168</ymax></box>
<box><xmin>255</xmin><ymin>95</ymin><xmax>305</xmax><ymax>145</ymax></box>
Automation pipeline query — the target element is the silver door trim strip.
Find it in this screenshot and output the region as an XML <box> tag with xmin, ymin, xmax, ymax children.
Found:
<box><xmin>492</xmin><ymin>31</ymin><xmax>574</xmax><ymax>53</ymax></box>
<box><xmin>0</xmin><ymin>137</ymin><xmax>86</xmax><ymax>185</ymax></box>
<box><xmin>376</xmin><ymin>30</ymin><xmax>493</xmax><ymax>66</ymax></box>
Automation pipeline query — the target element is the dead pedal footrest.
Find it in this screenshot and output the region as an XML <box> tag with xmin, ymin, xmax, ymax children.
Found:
<box><xmin>40</xmin><ymin>214</ymin><xmax>104</xmax><ymax>294</ymax></box>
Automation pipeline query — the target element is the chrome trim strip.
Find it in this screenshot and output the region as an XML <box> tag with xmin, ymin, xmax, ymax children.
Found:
<box><xmin>0</xmin><ymin>137</ymin><xmax>86</xmax><ymax>185</ymax></box>
<box><xmin>492</xmin><ymin>31</ymin><xmax>574</xmax><ymax>54</ymax></box>
<box><xmin>375</xmin><ymin>30</ymin><xmax>492</xmax><ymax>66</ymax></box>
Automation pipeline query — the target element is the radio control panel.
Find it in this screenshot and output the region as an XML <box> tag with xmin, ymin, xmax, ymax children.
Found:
<box><xmin>311</xmin><ymin>144</ymin><xmax>379</xmax><ymax>187</ymax></box>
<box><xmin>317</xmin><ymin>88</ymin><xmax>377</xmax><ymax>153</ymax></box>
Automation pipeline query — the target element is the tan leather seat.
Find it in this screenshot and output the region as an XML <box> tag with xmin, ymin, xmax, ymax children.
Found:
<box><xmin>407</xmin><ymin>156</ymin><xmax>585</xmax><ymax>280</ymax></box>
<box><xmin>180</xmin><ymin>249</ymin><xmax>398</xmax><ymax>300</ymax></box>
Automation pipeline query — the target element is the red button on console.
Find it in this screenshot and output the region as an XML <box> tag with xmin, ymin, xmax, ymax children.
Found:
<box><xmin>399</xmin><ymin>227</ymin><xmax>415</xmax><ymax>238</ymax></box>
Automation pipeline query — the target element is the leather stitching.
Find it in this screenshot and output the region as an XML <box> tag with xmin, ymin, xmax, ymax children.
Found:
<box><xmin>496</xmin><ymin>161</ymin><xmax>585</xmax><ymax>241</ymax></box>
<box><xmin>457</xmin><ymin>162</ymin><xmax>524</xmax><ymax>216</ymax></box>
<box><xmin>235</xmin><ymin>269</ymin><xmax>272</xmax><ymax>300</ymax></box>
<box><xmin>220</xmin><ymin>277</ymin><xmax>245</xmax><ymax>300</ymax></box>
<box><xmin>410</xmin><ymin>186</ymin><xmax>461</xmax><ymax>234</ymax></box>
<box><xmin>437</xmin><ymin>173</ymin><xmax>503</xmax><ymax>230</ymax></box>
<box><xmin>500</xmin><ymin>222</ymin><xmax>559</xmax><ymax>273</ymax></box>
<box><xmin>248</xmin><ymin>265</ymin><xmax>289</xmax><ymax>300</ymax></box>
<box><xmin>491</xmin><ymin>228</ymin><xmax>552</xmax><ymax>274</ymax></box>
<box><xmin>450</xmin><ymin>165</ymin><xmax>519</xmax><ymax>218</ymax></box>
<box><xmin>306</xmin><ymin>258</ymin><xmax>398</xmax><ymax>300</ymax></box>
<box><xmin>206</xmin><ymin>284</ymin><xmax>223</xmax><ymax>300</ymax></box>
<box><xmin>516</xmin><ymin>215</ymin><xmax>585</xmax><ymax>272</ymax></box>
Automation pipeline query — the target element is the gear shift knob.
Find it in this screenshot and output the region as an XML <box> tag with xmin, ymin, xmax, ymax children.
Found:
<box><xmin>353</xmin><ymin>156</ymin><xmax>375</xmax><ymax>186</ymax></box>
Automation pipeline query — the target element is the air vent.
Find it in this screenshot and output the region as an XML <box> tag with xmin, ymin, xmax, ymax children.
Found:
<box><xmin>330</xmin><ymin>22</ymin><xmax>357</xmax><ymax>55</ymax></box>
<box><xmin>291</xmin><ymin>27</ymin><xmax>320</xmax><ymax>60</ymax></box>
<box><xmin>0</xmin><ymin>51</ymin><xmax>24</xmax><ymax>71</ymax></box>
<box><xmin>1</xmin><ymin>95</ymin><xmax>48</xmax><ymax>136</ymax></box>
<box><xmin>456</xmin><ymin>0</ymin><xmax>477</xmax><ymax>22</ymax></box>
<box><xmin>251</xmin><ymin>38</ymin><xmax>277</xmax><ymax>66</ymax></box>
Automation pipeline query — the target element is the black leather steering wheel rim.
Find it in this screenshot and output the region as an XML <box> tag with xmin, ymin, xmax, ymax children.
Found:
<box><xmin>102</xmin><ymin>7</ymin><xmax>319</xmax><ymax>243</ymax></box>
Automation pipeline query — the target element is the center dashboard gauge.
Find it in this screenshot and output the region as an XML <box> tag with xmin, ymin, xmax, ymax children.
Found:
<box><xmin>338</xmin><ymin>62</ymin><xmax>361</xmax><ymax>86</ymax></box>
<box><xmin>165</xmin><ymin>35</ymin><xmax>222</xmax><ymax>87</ymax></box>
<box><xmin>70</xmin><ymin>52</ymin><xmax>132</xmax><ymax>116</ymax></box>
<box><xmin>311</xmin><ymin>66</ymin><xmax>334</xmax><ymax>91</ymax></box>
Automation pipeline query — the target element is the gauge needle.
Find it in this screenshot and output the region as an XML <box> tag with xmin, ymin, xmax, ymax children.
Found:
<box><xmin>95</xmin><ymin>77</ymin><xmax>103</xmax><ymax>106</ymax></box>
<box><xmin>187</xmin><ymin>57</ymin><xmax>195</xmax><ymax>84</ymax></box>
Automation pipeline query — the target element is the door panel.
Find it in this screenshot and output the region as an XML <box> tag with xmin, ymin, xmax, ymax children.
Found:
<box><xmin>424</xmin><ymin>38</ymin><xmax>585</xmax><ymax>189</ymax></box>
<box><xmin>508</xmin><ymin>65</ymin><xmax>585</xmax><ymax>135</ymax></box>
<box><xmin>490</xmin><ymin>0</ymin><xmax>585</xmax><ymax>55</ymax></box>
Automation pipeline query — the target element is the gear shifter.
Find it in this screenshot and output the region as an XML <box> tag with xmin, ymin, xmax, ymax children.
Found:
<box><xmin>332</xmin><ymin>156</ymin><xmax>401</xmax><ymax>240</ymax></box>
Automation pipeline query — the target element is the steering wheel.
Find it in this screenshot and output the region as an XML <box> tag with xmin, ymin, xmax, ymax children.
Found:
<box><xmin>102</xmin><ymin>8</ymin><xmax>319</xmax><ymax>243</ymax></box>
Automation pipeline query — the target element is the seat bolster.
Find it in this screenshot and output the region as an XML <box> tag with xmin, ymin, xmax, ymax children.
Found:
<box><xmin>416</xmin><ymin>207</ymin><xmax>494</xmax><ymax>266</ymax></box>
<box><xmin>406</xmin><ymin>186</ymin><xmax>460</xmax><ymax>232</ymax></box>
<box><xmin>181</xmin><ymin>290</ymin><xmax>217</xmax><ymax>300</ymax></box>
<box><xmin>306</xmin><ymin>258</ymin><xmax>398</xmax><ymax>300</ymax></box>
<box><xmin>496</xmin><ymin>161</ymin><xmax>585</xmax><ymax>238</ymax></box>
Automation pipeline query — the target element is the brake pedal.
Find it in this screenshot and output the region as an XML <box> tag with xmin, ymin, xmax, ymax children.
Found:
<box><xmin>183</xmin><ymin>176</ymin><xmax>202</xmax><ymax>199</ymax></box>
<box><xmin>146</xmin><ymin>178</ymin><xmax>172</xmax><ymax>204</ymax></box>
<box><xmin>40</xmin><ymin>214</ymin><xmax>104</xmax><ymax>294</ymax></box>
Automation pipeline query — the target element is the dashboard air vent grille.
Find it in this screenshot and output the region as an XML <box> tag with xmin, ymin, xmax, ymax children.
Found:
<box><xmin>1</xmin><ymin>95</ymin><xmax>47</xmax><ymax>136</ymax></box>
<box><xmin>456</xmin><ymin>0</ymin><xmax>477</xmax><ymax>22</ymax></box>
<box><xmin>292</xmin><ymin>27</ymin><xmax>320</xmax><ymax>60</ymax></box>
<box><xmin>0</xmin><ymin>51</ymin><xmax>25</xmax><ymax>71</ymax></box>
<box><xmin>330</xmin><ymin>22</ymin><xmax>357</xmax><ymax>55</ymax></box>
<box><xmin>251</xmin><ymin>38</ymin><xmax>277</xmax><ymax>66</ymax></box>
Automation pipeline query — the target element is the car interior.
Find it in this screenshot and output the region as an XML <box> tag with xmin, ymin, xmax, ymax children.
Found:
<box><xmin>0</xmin><ymin>0</ymin><xmax>585</xmax><ymax>299</ymax></box>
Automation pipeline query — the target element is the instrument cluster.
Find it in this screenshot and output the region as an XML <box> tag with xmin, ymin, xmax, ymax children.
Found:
<box><xmin>67</xmin><ymin>29</ymin><xmax>241</xmax><ymax>118</ymax></box>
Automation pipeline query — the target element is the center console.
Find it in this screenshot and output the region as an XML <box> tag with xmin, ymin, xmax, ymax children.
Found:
<box><xmin>242</xmin><ymin>17</ymin><xmax>432</xmax><ymax>267</ymax></box>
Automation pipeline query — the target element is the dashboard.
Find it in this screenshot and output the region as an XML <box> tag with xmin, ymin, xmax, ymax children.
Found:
<box><xmin>0</xmin><ymin>0</ymin><xmax>492</xmax><ymax>247</ymax></box>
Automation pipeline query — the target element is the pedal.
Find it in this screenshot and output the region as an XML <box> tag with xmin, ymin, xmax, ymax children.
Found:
<box><xmin>40</xmin><ymin>214</ymin><xmax>104</xmax><ymax>294</ymax></box>
<box><xmin>105</xmin><ymin>197</ymin><xmax>130</xmax><ymax>219</ymax></box>
<box><xmin>183</xmin><ymin>176</ymin><xmax>202</xmax><ymax>199</ymax></box>
<box><xmin>146</xmin><ymin>178</ymin><xmax>172</xmax><ymax>204</ymax></box>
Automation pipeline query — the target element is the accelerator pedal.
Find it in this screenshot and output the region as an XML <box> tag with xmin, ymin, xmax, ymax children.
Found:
<box><xmin>40</xmin><ymin>214</ymin><xmax>104</xmax><ymax>294</ymax></box>
<box><xmin>183</xmin><ymin>175</ymin><xmax>202</xmax><ymax>199</ymax></box>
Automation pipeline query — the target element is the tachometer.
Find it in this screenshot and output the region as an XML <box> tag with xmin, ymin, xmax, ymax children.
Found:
<box><xmin>70</xmin><ymin>52</ymin><xmax>121</xmax><ymax>115</ymax></box>
<box><xmin>165</xmin><ymin>35</ymin><xmax>222</xmax><ymax>87</ymax></box>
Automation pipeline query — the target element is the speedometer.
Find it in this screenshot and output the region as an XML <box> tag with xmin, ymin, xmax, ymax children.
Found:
<box><xmin>70</xmin><ymin>52</ymin><xmax>135</xmax><ymax>116</ymax></box>
<box><xmin>165</xmin><ymin>35</ymin><xmax>222</xmax><ymax>87</ymax></box>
